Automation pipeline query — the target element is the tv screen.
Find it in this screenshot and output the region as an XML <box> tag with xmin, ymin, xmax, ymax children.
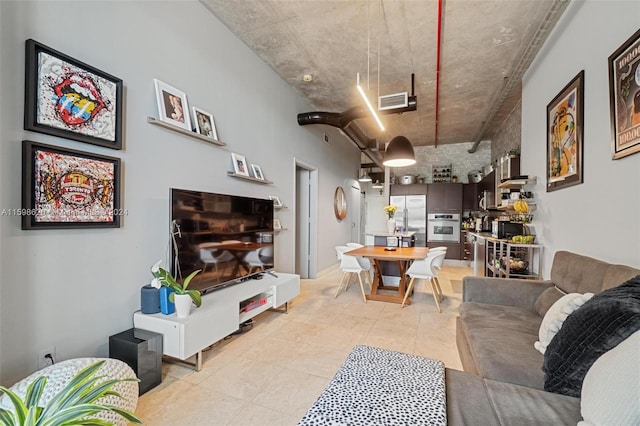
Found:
<box><xmin>170</xmin><ymin>188</ymin><xmax>274</xmax><ymax>294</ymax></box>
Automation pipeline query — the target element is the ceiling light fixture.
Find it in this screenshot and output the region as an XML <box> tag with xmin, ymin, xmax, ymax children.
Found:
<box><xmin>383</xmin><ymin>135</ymin><xmax>416</xmax><ymax>167</ymax></box>
<box><xmin>371</xmin><ymin>180</ymin><xmax>384</xmax><ymax>189</ymax></box>
<box><xmin>358</xmin><ymin>168</ymin><xmax>372</xmax><ymax>182</ymax></box>
<box><xmin>357</xmin><ymin>73</ymin><xmax>385</xmax><ymax>131</ymax></box>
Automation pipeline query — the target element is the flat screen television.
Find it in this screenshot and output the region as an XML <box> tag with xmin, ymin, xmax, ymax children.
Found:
<box><xmin>170</xmin><ymin>188</ymin><xmax>274</xmax><ymax>294</ymax></box>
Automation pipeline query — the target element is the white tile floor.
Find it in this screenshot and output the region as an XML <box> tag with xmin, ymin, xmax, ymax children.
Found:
<box><xmin>136</xmin><ymin>263</ymin><xmax>471</xmax><ymax>425</ymax></box>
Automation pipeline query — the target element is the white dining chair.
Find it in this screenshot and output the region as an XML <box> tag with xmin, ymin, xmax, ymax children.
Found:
<box><xmin>344</xmin><ymin>242</ymin><xmax>373</xmax><ymax>280</ymax></box>
<box><xmin>335</xmin><ymin>251</ymin><xmax>369</xmax><ymax>303</ymax></box>
<box><xmin>402</xmin><ymin>251</ymin><xmax>447</xmax><ymax>312</ymax></box>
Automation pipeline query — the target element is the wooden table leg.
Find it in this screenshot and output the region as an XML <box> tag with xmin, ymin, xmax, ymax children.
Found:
<box><xmin>366</xmin><ymin>259</ymin><xmax>411</xmax><ymax>305</ymax></box>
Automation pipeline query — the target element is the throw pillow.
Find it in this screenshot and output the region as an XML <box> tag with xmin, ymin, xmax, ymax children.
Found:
<box><xmin>578</xmin><ymin>330</ymin><xmax>640</xmax><ymax>426</ymax></box>
<box><xmin>534</xmin><ymin>292</ymin><xmax>594</xmax><ymax>355</ymax></box>
<box><xmin>533</xmin><ymin>286</ymin><xmax>566</xmax><ymax>316</ymax></box>
<box><xmin>543</xmin><ymin>275</ymin><xmax>640</xmax><ymax>397</ymax></box>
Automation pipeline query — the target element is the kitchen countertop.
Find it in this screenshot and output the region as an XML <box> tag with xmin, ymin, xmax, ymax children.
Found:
<box><xmin>367</xmin><ymin>231</ymin><xmax>416</xmax><ymax>237</ymax></box>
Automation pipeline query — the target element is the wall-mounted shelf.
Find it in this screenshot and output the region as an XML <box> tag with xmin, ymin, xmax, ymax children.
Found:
<box><xmin>147</xmin><ymin>117</ymin><xmax>226</xmax><ymax>146</ymax></box>
<box><xmin>227</xmin><ymin>171</ymin><xmax>273</xmax><ymax>184</ymax></box>
<box><xmin>497</xmin><ymin>177</ymin><xmax>537</xmax><ymax>189</ymax></box>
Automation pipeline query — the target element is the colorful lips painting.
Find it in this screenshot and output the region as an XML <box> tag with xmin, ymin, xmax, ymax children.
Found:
<box><xmin>53</xmin><ymin>74</ymin><xmax>106</xmax><ymax>126</ymax></box>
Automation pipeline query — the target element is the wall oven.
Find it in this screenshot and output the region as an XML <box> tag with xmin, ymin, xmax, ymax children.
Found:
<box><xmin>427</xmin><ymin>213</ymin><xmax>461</xmax><ymax>243</ymax></box>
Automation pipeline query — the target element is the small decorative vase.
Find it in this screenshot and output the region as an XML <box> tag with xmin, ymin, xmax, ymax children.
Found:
<box><xmin>174</xmin><ymin>294</ymin><xmax>193</xmax><ymax>318</ymax></box>
<box><xmin>387</xmin><ymin>218</ymin><xmax>396</xmax><ymax>234</ymax></box>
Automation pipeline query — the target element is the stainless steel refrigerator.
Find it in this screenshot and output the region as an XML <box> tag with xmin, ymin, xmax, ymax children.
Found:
<box><xmin>390</xmin><ymin>194</ymin><xmax>427</xmax><ymax>247</ymax></box>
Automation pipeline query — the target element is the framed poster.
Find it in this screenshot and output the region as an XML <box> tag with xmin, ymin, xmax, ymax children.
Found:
<box><xmin>231</xmin><ymin>153</ymin><xmax>249</xmax><ymax>176</ymax></box>
<box><xmin>22</xmin><ymin>140</ymin><xmax>122</xmax><ymax>229</ymax></box>
<box><xmin>251</xmin><ymin>164</ymin><xmax>264</xmax><ymax>180</ymax></box>
<box><xmin>24</xmin><ymin>39</ymin><xmax>123</xmax><ymax>149</ymax></box>
<box><xmin>608</xmin><ymin>28</ymin><xmax>640</xmax><ymax>160</ymax></box>
<box><xmin>268</xmin><ymin>195</ymin><xmax>282</xmax><ymax>207</ymax></box>
<box><xmin>192</xmin><ymin>107</ymin><xmax>218</xmax><ymax>140</ymax></box>
<box><xmin>546</xmin><ymin>71</ymin><xmax>584</xmax><ymax>192</ymax></box>
<box><xmin>154</xmin><ymin>79</ymin><xmax>191</xmax><ymax>130</ymax></box>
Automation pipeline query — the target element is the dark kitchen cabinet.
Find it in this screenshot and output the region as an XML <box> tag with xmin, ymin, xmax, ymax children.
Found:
<box><xmin>427</xmin><ymin>183</ymin><xmax>463</xmax><ymax>212</ymax></box>
<box><xmin>427</xmin><ymin>241</ymin><xmax>461</xmax><ymax>260</ymax></box>
<box><xmin>461</xmin><ymin>230</ymin><xmax>473</xmax><ymax>261</ymax></box>
<box><xmin>463</xmin><ymin>183</ymin><xmax>478</xmax><ymax>211</ymax></box>
<box><xmin>390</xmin><ymin>183</ymin><xmax>428</xmax><ymax>196</ymax></box>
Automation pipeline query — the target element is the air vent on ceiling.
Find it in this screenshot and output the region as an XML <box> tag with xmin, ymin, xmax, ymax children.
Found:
<box><xmin>378</xmin><ymin>92</ymin><xmax>408</xmax><ymax>111</ymax></box>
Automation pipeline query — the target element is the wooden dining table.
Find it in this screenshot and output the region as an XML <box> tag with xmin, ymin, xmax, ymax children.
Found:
<box><xmin>345</xmin><ymin>245</ymin><xmax>430</xmax><ymax>305</ymax></box>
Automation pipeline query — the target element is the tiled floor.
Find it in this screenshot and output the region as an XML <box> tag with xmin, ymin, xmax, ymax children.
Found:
<box><xmin>136</xmin><ymin>263</ymin><xmax>472</xmax><ymax>425</ymax></box>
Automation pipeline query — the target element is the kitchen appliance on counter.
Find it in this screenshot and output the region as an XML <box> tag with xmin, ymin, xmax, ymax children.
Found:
<box><xmin>481</xmin><ymin>215</ymin><xmax>492</xmax><ymax>232</ymax></box>
<box><xmin>427</xmin><ymin>213</ymin><xmax>461</xmax><ymax>243</ymax></box>
<box><xmin>390</xmin><ymin>194</ymin><xmax>427</xmax><ymax>246</ymax></box>
<box><xmin>491</xmin><ymin>221</ymin><xmax>525</xmax><ymax>239</ymax></box>
<box><xmin>479</xmin><ymin>189</ymin><xmax>495</xmax><ymax>211</ymax></box>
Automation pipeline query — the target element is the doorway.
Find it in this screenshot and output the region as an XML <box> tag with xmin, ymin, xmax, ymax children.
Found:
<box><xmin>294</xmin><ymin>159</ymin><xmax>318</xmax><ymax>279</ymax></box>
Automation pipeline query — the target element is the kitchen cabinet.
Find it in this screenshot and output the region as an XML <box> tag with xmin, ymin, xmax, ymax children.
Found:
<box><xmin>463</xmin><ymin>183</ymin><xmax>478</xmax><ymax>211</ymax></box>
<box><xmin>497</xmin><ymin>155</ymin><xmax>520</xmax><ymax>182</ymax></box>
<box><xmin>427</xmin><ymin>183</ymin><xmax>463</xmax><ymax>212</ymax></box>
<box><xmin>478</xmin><ymin>170</ymin><xmax>496</xmax><ymax>209</ymax></box>
<box><xmin>427</xmin><ymin>241</ymin><xmax>461</xmax><ymax>260</ymax></box>
<box><xmin>390</xmin><ymin>183</ymin><xmax>428</xmax><ymax>196</ymax></box>
<box><xmin>461</xmin><ymin>230</ymin><xmax>473</xmax><ymax>262</ymax></box>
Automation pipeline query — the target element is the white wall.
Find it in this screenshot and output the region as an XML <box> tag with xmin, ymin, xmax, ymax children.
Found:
<box><xmin>522</xmin><ymin>0</ymin><xmax>640</xmax><ymax>277</ymax></box>
<box><xmin>0</xmin><ymin>1</ymin><xmax>359</xmax><ymax>384</ymax></box>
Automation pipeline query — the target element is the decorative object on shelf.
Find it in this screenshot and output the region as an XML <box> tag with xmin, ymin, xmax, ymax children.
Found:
<box><xmin>150</xmin><ymin>260</ymin><xmax>202</xmax><ymax>316</ymax></box>
<box><xmin>546</xmin><ymin>70</ymin><xmax>584</xmax><ymax>192</ymax></box>
<box><xmin>153</xmin><ymin>79</ymin><xmax>191</xmax><ymax>130</ymax></box>
<box><xmin>0</xmin><ymin>359</ymin><xmax>141</xmax><ymax>425</ymax></box>
<box><xmin>273</xmin><ymin>218</ymin><xmax>282</xmax><ymax>230</ymax></box>
<box><xmin>334</xmin><ymin>186</ymin><xmax>347</xmax><ymax>220</ymax></box>
<box><xmin>269</xmin><ymin>195</ymin><xmax>283</xmax><ymax>207</ymax></box>
<box><xmin>432</xmin><ymin>164</ymin><xmax>452</xmax><ymax>183</ymax></box>
<box><xmin>384</xmin><ymin>205</ymin><xmax>397</xmax><ymax>234</ymax></box>
<box><xmin>231</xmin><ymin>152</ymin><xmax>249</xmax><ymax>176</ymax></box>
<box><xmin>159</xmin><ymin>286</ymin><xmax>175</xmax><ymax>315</ymax></box>
<box><xmin>608</xmin><ymin>28</ymin><xmax>640</xmax><ymax>160</ymax></box>
<box><xmin>24</xmin><ymin>39</ymin><xmax>123</xmax><ymax>150</ymax></box>
<box><xmin>251</xmin><ymin>164</ymin><xmax>265</xmax><ymax>180</ymax></box>
<box><xmin>21</xmin><ymin>140</ymin><xmax>122</xmax><ymax>230</ymax></box>
<box><xmin>173</xmin><ymin>293</ymin><xmax>193</xmax><ymax>318</ymax></box>
<box><xmin>192</xmin><ymin>106</ymin><xmax>218</xmax><ymax>140</ymax></box>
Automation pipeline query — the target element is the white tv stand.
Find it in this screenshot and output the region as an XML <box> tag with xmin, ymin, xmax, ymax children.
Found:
<box><xmin>133</xmin><ymin>272</ymin><xmax>300</xmax><ymax>371</ymax></box>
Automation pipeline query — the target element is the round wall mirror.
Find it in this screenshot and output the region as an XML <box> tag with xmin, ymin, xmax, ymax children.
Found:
<box><xmin>334</xmin><ymin>186</ymin><xmax>347</xmax><ymax>220</ymax></box>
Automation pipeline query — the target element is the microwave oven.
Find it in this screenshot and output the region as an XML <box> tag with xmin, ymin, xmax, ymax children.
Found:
<box><xmin>492</xmin><ymin>221</ymin><xmax>524</xmax><ymax>239</ymax></box>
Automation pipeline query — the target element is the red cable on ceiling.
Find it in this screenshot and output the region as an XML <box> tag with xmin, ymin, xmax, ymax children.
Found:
<box><xmin>434</xmin><ymin>0</ymin><xmax>443</xmax><ymax>148</ymax></box>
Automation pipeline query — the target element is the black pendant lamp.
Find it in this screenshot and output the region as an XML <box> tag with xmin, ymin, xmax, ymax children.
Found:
<box><xmin>383</xmin><ymin>136</ymin><xmax>416</xmax><ymax>167</ymax></box>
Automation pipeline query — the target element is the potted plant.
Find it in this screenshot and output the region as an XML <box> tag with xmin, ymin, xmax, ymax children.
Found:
<box><xmin>151</xmin><ymin>260</ymin><xmax>202</xmax><ymax>318</ymax></box>
<box><xmin>0</xmin><ymin>360</ymin><xmax>141</xmax><ymax>425</ymax></box>
<box><xmin>383</xmin><ymin>205</ymin><xmax>398</xmax><ymax>234</ymax></box>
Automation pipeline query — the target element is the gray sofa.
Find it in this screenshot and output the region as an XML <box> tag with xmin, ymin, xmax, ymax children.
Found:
<box><xmin>447</xmin><ymin>250</ymin><xmax>640</xmax><ymax>425</ymax></box>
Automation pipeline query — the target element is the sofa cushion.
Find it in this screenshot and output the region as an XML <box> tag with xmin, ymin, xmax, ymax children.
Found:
<box><xmin>534</xmin><ymin>292</ymin><xmax>593</xmax><ymax>355</ymax></box>
<box><xmin>533</xmin><ymin>286</ymin><xmax>565</xmax><ymax>316</ymax></box>
<box><xmin>458</xmin><ymin>302</ymin><xmax>545</xmax><ymax>389</ymax></box>
<box><xmin>543</xmin><ymin>275</ymin><xmax>640</xmax><ymax>397</ymax></box>
<box><xmin>578</xmin><ymin>330</ymin><xmax>640</xmax><ymax>426</ymax></box>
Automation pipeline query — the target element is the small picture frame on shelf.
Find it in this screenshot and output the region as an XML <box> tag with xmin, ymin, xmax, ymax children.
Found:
<box><xmin>251</xmin><ymin>164</ymin><xmax>265</xmax><ymax>180</ymax></box>
<box><xmin>231</xmin><ymin>153</ymin><xmax>249</xmax><ymax>176</ymax></box>
<box><xmin>269</xmin><ymin>195</ymin><xmax>282</xmax><ymax>207</ymax></box>
<box><xmin>154</xmin><ymin>79</ymin><xmax>191</xmax><ymax>130</ymax></box>
<box><xmin>273</xmin><ymin>218</ymin><xmax>282</xmax><ymax>230</ymax></box>
<box><xmin>192</xmin><ymin>107</ymin><xmax>218</xmax><ymax>140</ymax></box>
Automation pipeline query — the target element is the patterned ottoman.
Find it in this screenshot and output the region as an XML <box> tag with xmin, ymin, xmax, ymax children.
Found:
<box><xmin>299</xmin><ymin>345</ymin><xmax>446</xmax><ymax>425</ymax></box>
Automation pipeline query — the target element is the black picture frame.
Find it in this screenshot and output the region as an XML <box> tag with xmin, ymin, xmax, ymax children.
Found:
<box><xmin>22</xmin><ymin>140</ymin><xmax>122</xmax><ymax>230</ymax></box>
<box><xmin>608</xmin><ymin>28</ymin><xmax>640</xmax><ymax>160</ymax></box>
<box><xmin>24</xmin><ymin>39</ymin><xmax>123</xmax><ymax>149</ymax></box>
<box><xmin>546</xmin><ymin>70</ymin><xmax>585</xmax><ymax>192</ymax></box>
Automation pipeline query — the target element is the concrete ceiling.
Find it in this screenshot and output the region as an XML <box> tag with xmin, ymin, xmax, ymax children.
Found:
<box><xmin>200</xmin><ymin>0</ymin><xmax>569</xmax><ymax>159</ymax></box>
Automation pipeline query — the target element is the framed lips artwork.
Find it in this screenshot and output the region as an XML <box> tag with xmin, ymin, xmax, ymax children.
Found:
<box><xmin>22</xmin><ymin>140</ymin><xmax>122</xmax><ymax>230</ymax></box>
<box><xmin>24</xmin><ymin>39</ymin><xmax>123</xmax><ymax>149</ymax></box>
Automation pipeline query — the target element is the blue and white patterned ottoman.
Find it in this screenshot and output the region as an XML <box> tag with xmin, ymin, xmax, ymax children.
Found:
<box><xmin>299</xmin><ymin>345</ymin><xmax>446</xmax><ymax>426</ymax></box>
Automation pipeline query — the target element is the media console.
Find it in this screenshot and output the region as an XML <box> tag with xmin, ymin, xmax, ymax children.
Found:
<box><xmin>133</xmin><ymin>272</ymin><xmax>300</xmax><ymax>370</ymax></box>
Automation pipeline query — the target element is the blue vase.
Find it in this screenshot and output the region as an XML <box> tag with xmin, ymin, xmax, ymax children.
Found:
<box><xmin>159</xmin><ymin>287</ymin><xmax>175</xmax><ymax>315</ymax></box>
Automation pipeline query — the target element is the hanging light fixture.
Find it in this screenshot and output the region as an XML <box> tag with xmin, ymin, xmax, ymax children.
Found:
<box><xmin>371</xmin><ymin>179</ymin><xmax>384</xmax><ymax>189</ymax></box>
<box><xmin>358</xmin><ymin>168</ymin><xmax>372</xmax><ymax>182</ymax></box>
<box><xmin>357</xmin><ymin>73</ymin><xmax>385</xmax><ymax>131</ymax></box>
<box><xmin>383</xmin><ymin>135</ymin><xmax>416</xmax><ymax>167</ymax></box>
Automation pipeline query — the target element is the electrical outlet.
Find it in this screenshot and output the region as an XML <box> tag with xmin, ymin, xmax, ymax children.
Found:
<box><xmin>38</xmin><ymin>347</ymin><xmax>56</xmax><ymax>370</ymax></box>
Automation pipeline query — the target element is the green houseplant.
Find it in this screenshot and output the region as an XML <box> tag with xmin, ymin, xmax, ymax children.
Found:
<box><xmin>0</xmin><ymin>360</ymin><xmax>141</xmax><ymax>426</ymax></box>
<box><xmin>150</xmin><ymin>260</ymin><xmax>202</xmax><ymax>308</ymax></box>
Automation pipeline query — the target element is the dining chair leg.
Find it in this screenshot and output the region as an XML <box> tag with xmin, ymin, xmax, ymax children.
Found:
<box><xmin>433</xmin><ymin>277</ymin><xmax>444</xmax><ymax>302</ymax></box>
<box><xmin>357</xmin><ymin>272</ymin><xmax>367</xmax><ymax>303</ymax></box>
<box><xmin>401</xmin><ymin>277</ymin><xmax>416</xmax><ymax>308</ymax></box>
<box><xmin>334</xmin><ymin>272</ymin><xmax>347</xmax><ymax>298</ymax></box>
<box><xmin>429</xmin><ymin>278</ymin><xmax>442</xmax><ymax>313</ymax></box>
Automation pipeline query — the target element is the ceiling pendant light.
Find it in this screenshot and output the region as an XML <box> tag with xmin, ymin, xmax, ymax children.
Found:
<box><xmin>358</xmin><ymin>168</ymin><xmax>372</xmax><ymax>182</ymax></box>
<box><xmin>357</xmin><ymin>73</ymin><xmax>385</xmax><ymax>131</ymax></box>
<box><xmin>383</xmin><ymin>135</ymin><xmax>416</xmax><ymax>167</ymax></box>
<box><xmin>371</xmin><ymin>179</ymin><xmax>384</xmax><ymax>189</ymax></box>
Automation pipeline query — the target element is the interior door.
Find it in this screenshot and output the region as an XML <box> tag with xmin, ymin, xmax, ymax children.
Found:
<box><xmin>294</xmin><ymin>159</ymin><xmax>318</xmax><ymax>279</ymax></box>
<box><xmin>348</xmin><ymin>181</ymin><xmax>361</xmax><ymax>244</ymax></box>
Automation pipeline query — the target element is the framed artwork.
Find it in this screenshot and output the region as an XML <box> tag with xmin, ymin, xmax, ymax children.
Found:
<box><xmin>269</xmin><ymin>195</ymin><xmax>282</xmax><ymax>207</ymax></box>
<box><xmin>273</xmin><ymin>218</ymin><xmax>282</xmax><ymax>230</ymax></box>
<box><xmin>154</xmin><ymin>79</ymin><xmax>191</xmax><ymax>130</ymax></box>
<box><xmin>22</xmin><ymin>140</ymin><xmax>122</xmax><ymax>229</ymax></box>
<box><xmin>251</xmin><ymin>164</ymin><xmax>264</xmax><ymax>180</ymax></box>
<box><xmin>546</xmin><ymin>71</ymin><xmax>584</xmax><ymax>192</ymax></box>
<box><xmin>24</xmin><ymin>39</ymin><xmax>123</xmax><ymax>149</ymax></box>
<box><xmin>231</xmin><ymin>153</ymin><xmax>249</xmax><ymax>176</ymax></box>
<box><xmin>192</xmin><ymin>107</ymin><xmax>218</xmax><ymax>140</ymax></box>
<box><xmin>608</xmin><ymin>28</ymin><xmax>640</xmax><ymax>160</ymax></box>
